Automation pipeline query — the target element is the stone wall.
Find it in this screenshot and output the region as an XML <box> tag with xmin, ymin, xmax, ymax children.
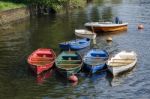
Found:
<box><xmin>0</xmin><ymin>7</ymin><xmax>30</xmax><ymax>25</ymax></box>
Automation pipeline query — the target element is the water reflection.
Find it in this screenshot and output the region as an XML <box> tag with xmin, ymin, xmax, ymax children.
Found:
<box><xmin>107</xmin><ymin>67</ymin><xmax>136</xmax><ymax>87</ymax></box>
<box><xmin>36</xmin><ymin>69</ymin><xmax>53</xmax><ymax>84</ymax></box>
<box><xmin>0</xmin><ymin>20</ymin><xmax>31</xmax><ymax>74</ymax></box>
<box><xmin>54</xmin><ymin>69</ymin><xmax>79</xmax><ymax>86</ymax></box>
<box><xmin>93</xmin><ymin>0</ymin><xmax>122</xmax><ymax>4</ymax></box>
<box><xmin>86</xmin><ymin>2</ymin><xmax>113</xmax><ymax>21</ymax></box>
<box><xmin>83</xmin><ymin>71</ymin><xmax>107</xmax><ymax>82</ymax></box>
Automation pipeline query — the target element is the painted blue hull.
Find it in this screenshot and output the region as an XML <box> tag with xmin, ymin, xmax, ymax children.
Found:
<box><xmin>83</xmin><ymin>49</ymin><xmax>109</xmax><ymax>73</ymax></box>
<box><xmin>59</xmin><ymin>43</ymin><xmax>70</xmax><ymax>50</ymax></box>
<box><xmin>83</xmin><ymin>64</ymin><xmax>106</xmax><ymax>73</ymax></box>
<box><xmin>59</xmin><ymin>38</ymin><xmax>90</xmax><ymax>50</ymax></box>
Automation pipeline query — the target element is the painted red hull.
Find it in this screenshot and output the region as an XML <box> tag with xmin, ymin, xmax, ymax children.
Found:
<box><xmin>27</xmin><ymin>48</ymin><xmax>56</xmax><ymax>74</ymax></box>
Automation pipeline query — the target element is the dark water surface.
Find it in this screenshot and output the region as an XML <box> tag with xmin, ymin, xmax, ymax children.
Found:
<box><xmin>0</xmin><ymin>0</ymin><xmax>150</xmax><ymax>98</ymax></box>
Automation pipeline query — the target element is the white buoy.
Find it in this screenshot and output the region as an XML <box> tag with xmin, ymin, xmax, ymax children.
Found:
<box><xmin>106</xmin><ymin>37</ymin><xmax>112</xmax><ymax>42</ymax></box>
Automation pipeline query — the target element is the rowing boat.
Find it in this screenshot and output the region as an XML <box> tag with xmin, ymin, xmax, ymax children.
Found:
<box><xmin>27</xmin><ymin>48</ymin><xmax>56</xmax><ymax>74</ymax></box>
<box><xmin>55</xmin><ymin>51</ymin><xmax>83</xmax><ymax>78</ymax></box>
<box><xmin>107</xmin><ymin>51</ymin><xmax>137</xmax><ymax>76</ymax></box>
<box><xmin>83</xmin><ymin>49</ymin><xmax>109</xmax><ymax>73</ymax></box>
<box><xmin>59</xmin><ymin>38</ymin><xmax>90</xmax><ymax>50</ymax></box>
<box><xmin>75</xmin><ymin>29</ymin><xmax>96</xmax><ymax>39</ymax></box>
<box><xmin>84</xmin><ymin>22</ymin><xmax>128</xmax><ymax>33</ymax></box>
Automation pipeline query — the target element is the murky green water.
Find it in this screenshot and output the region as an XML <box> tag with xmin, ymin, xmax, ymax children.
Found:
<box><xmin>0</xmin><ymin>0</ymin><xmax>150</xmax><ymax>98</ymax></box>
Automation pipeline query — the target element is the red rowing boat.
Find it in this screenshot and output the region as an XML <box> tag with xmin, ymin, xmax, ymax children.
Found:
<box><xmin>27</xmin><ymin>48</ymin><xmax>56</xmax><ymax>74</ymax></box>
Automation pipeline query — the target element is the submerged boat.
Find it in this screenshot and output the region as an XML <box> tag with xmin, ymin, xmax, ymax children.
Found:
<box><xmin>27</xmin><ymin>48</ymin><xmax>56</xmax><ymax>74</ymax></box>
<box><xmin>75</xmin><ymin>29</ymin><xmax>96</xmax><ymax>39</ymax></box>
<box><xmin>83</xmin><ymin>49</ymin><xmax>109</xmax><ymax>73</ymax></box>
<box><xmin>107</xmin><ymin>51</ymin><xmax>137</xmax><ymax>76</ymax></box>
<box><xmin>55</xmin><ymin>51</ymin><xmax>83</xmax><ymax>78</ymax></box>
<box><xmin>84</xmin><ymin>22</ymin><xmax>128</xmax><ymax>32</ymax></box>
<box><xmin>59</xmin><ymin>38</ymin><xmax>90</xmax><ymax>50</ymax></box>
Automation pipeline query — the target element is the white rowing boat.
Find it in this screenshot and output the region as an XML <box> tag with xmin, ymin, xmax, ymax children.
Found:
<box><xmin>75</xmin><ymin>29</ymin><xmax>96</xmax><ymax>39</ymax></box>
<box><xmin>107</xmin><ymin>51</ymin><xmax>137</xmax><ymax>76</ymax></box>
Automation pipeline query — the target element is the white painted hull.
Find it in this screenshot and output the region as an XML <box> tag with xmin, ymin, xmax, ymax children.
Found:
<box><xmin>84</xmin><ymin>22</ymin><xmax>128</xmax><ymax>27</ymax></box>
<box><xmin>107</xmin><ymin>51</ymin><xmax>137</xmax><ymax>76</ymax></box>
<box><xmin>84</xmin><ymin>22</ymin><xmax>128</xmax><ymax>32</ymax></box>
<box><xmin>108</xmin><ymin>59</ymin><xmax>137</xmax><ymax>76</ymax></box>
<box><xmin>75</xmin><ymin>29</ymin><xmax>96</xmax><ymax>39</ymax></box>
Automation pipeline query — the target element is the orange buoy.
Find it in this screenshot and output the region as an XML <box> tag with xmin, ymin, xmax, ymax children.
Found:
<box><xmin>68</xmin><ymin>74</ymin><xmax>78</xmax><ymax>82</ymax></box>
<box><xmin>138</xmin><ymin>24</ymin><xmax>144</xmax><ymax>29</ymax></box>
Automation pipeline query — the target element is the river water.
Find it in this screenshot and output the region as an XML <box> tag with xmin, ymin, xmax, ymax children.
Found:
<box><xmin>0</xmin><ymin>0</ymin><xmax>150</xmax><ymax>99</ymax></box>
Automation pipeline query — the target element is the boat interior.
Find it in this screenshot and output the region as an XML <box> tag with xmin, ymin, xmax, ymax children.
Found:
<box><xmin>57</xmin><ymin>55</ymin><xmax>82</xmax><ymax>69</ymax></box>
<box><xmin>91</xmin><ymin>52</ymin><xmax>108</xmax><ymax>57</ymax></box>
<box><xmin>30</xmin><ymin>53</ymin><xmax>54</xmax><ymax>66</ymax></box>
<box><xmin>108</xmin><ymin>59</ymin><xmax>135</xmax><ymax>67</ymax></box>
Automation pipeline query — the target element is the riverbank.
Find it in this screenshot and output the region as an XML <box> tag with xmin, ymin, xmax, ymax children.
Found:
<box><xmin>0</xmin><ymin>1</ymin><xmax>29</xmax><ymax>26</ymax></box>
<box><xmin>0</xmin><ymin>0</ymin><xmax>88</xmax><ymax>25</ymax></box>
<box><xmin>0</xmin><ymin>1</ymin><xmax>26</xmax><ymax>11</ymax></box>
<box><xmin>0</xmin><ymin>7</ymin><xmax>30</xmax><ymax>26</ymax></box>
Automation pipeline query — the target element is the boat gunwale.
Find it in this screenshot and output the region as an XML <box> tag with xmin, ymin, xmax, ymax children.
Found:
<box><xmin>83</xmin><ymin>49</ymin><xmax>109</xmax><ymax>66</ymax></box>
<box><xmin>28</xmin><ymin>48</ymin><xmax>56</xmax><ymax>66</ymax></box>
<box><xmin>85</xmin><ymin>22</ymin><xmax>128</xmax><ymax>27</ymax></box>
<box><xmin>108</xmin><ymin>58</ymin><xmax>137</xmax><ymax>67</ymax></box>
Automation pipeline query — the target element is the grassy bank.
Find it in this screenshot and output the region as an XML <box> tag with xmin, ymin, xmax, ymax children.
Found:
<box><xmin>0</xmin><ymin>1</ymin><xmax>26</xmax><ymax>11</ymax></box>
<box><xmin>0</xmin><ymin>0</ymin><xmax>87</xmax><ymax>13</ymax></box>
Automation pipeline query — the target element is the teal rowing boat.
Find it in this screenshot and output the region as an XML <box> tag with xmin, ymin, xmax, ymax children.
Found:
<box><xmin>55</xmin><ymin>51</ymin><xmax>83</xmax><ymax>78</ymax></box>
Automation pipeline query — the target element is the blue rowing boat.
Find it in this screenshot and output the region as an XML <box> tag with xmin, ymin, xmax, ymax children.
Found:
<box><xmin>83</xmin><ymin>49</ymin><xmax>109</xmax><ymax>73</ymax></box>
<box><xmin>59</xmin><ymin>38</ymin><xmax>90</xmax><ymax>50</ymax></box>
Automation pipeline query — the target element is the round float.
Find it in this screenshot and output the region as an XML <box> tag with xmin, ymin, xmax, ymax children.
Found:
<box><xmin>138</xmin><ymin>24</ymin><xmax>144</xmax><ymax>29</ymax></box>
<box><xmin>68</xmin><ymin>74</ymin><xmax>78</xmax><ymax>82</ymax></box>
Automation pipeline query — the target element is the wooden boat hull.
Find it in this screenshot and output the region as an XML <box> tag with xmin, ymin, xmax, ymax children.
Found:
<box><xmin>27</xmin><ymin>48</ymin><xmax>56</xmax><ymax>74</ymax></box>
<box><xmin>59</xmin><ymin>38</ymin><xmax>90</xmax><ymax>50</ymax></box>
<box><xmin>107</xmin><ymin>51</ymin><xmax>137</xmax><ymax>76</ymax></box>
<box><xmin>75</xmin><ymin>29</ymin><xmax>96</xmax><ymax>39</ymax></box>
<box><xmin>55</xmin><ymin>51</ymin><xmax>83</xmax><ymax>78</ymax></box>
<box><xmin>83</xmin><ymin>49</ymin><xmax>109</xmax><ymax>73</ymax></box>
<box><xmin>85</xmin><ymin>22</ymin><xmax>128</xmax><ymax>32</ymax></box>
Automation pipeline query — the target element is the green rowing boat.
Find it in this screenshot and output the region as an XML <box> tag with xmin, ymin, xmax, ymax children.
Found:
<box><xmin>55</xmin><ymin>51</ymin><xmax>83</xmax><ymax>77</ymax></box>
